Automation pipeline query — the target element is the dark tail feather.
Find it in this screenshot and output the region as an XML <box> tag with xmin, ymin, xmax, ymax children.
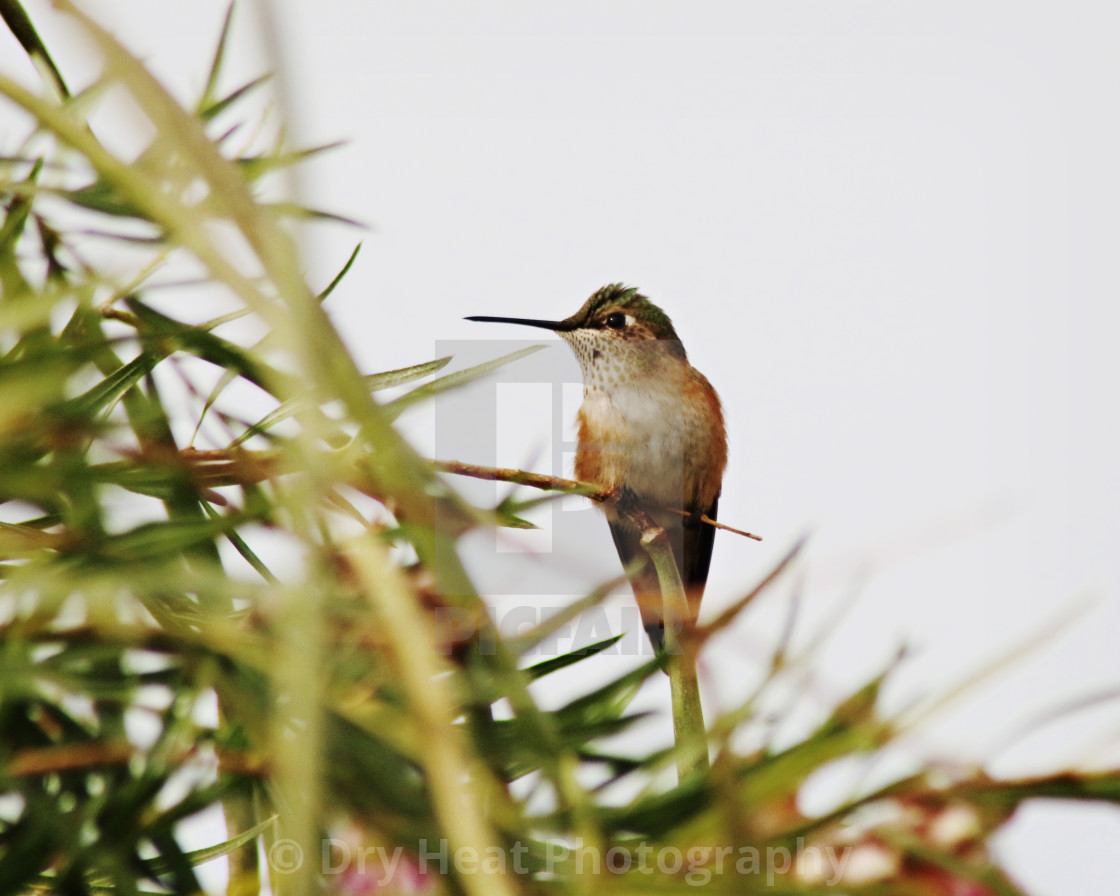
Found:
<box><xmin>609</xmin><ymin>497</ymin><xmax>720</xmax><ymax>672</ymax></box>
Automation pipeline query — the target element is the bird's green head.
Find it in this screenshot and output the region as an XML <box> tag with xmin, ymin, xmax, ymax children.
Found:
<box><xmin>559</xmin><ymin>284</ymin><xmax>685</xmax><ymax>355</ymax></box>
<box><xmin>466</xmin><ymin>283</ymin><xmax>688</xmax><ymax>385</ymax></box>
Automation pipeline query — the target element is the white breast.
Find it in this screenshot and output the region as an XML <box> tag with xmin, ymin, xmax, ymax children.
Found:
<box><xmin>581</xmin><ymin>375</ymin><xmax>715</xmax><ymax>507</ymax></box>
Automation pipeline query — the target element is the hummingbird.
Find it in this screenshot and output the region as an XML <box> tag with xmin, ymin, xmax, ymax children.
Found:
<box><xmin>467</xmin><ymin>284</ymin><xmax>727</xmax><ymax>655</ymax></box>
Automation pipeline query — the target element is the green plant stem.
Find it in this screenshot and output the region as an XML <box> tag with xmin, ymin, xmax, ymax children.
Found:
<box><xmin>638</xmin><ymin>520</ymin><xmax>709</xmax><ymax>780</ymax></box>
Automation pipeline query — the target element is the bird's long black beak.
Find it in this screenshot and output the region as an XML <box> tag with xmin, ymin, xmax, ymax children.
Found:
<box><xmin>465</xmin><ymin>315</ymin><xmax>578</xmax><ymax>332</ymax></box>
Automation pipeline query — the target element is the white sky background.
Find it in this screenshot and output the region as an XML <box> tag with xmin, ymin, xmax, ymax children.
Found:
<box><xmin>3</xmin><ymin>2</ymin><xmax>1120</xmax><ymax>893</ymax></box>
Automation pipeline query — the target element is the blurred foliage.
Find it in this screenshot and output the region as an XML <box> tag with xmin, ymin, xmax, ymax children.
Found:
<box><xmin>0</xmin><ymin>3</ymin><xmax>1118</xmax><ymax>895</ymax></box>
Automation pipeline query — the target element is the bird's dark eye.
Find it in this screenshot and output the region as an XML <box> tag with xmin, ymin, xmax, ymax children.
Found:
<box><xmin>605</xmin><ymin>312</ymin><xmax>626</xmax><ymax>330</ymax></box>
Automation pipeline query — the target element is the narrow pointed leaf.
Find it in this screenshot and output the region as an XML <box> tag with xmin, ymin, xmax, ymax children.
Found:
<box><xmin>235</xmin><ymin>141</ymin><xmax>345</xmax><ymax>180</ymax></box>
<box><xmin>524</xmin><ymin>634</ymin><xmax>625</xmax><ymax>680</ymax></box>
<box><xmin>384</xmin><ymin>345</ymin><xmax>545</xmax><ymax>419</ymax></box>
<box><xmin>197</xmin><ymin>1</ymin><xmax>237</xmax><ymax>114</ymax></box>
<box><xmin>318</xmin><ymin>241</ymin><xmax>362</xmax><ymax>302</ymax></box>
<box><xmin>230</xmin><ymin>356</ymin><xmax>453</xmax><ymax>447</ymax></box>
<box><xmin>0</xmin><ymin>0</ymin><xmax>69</xmax><ymax>97</ymax></box>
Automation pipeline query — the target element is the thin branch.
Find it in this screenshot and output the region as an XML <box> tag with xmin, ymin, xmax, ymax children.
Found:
<box><xmin>435</xmin><ymin>458</ymin><xmax>763</xmax><ymax>541</ymax></box>
<box><xmin>112</xmin><ymin>450</ymin><xmax>762</xmax><ymax>541</ymax></box>
<box><xmin>434</xmin><ymin>459</ymin><xmax>609</xmax><ymax>500</ymax></box>
<box><xmin>662</xmin><ymin>506</ymin><xmax>764</xmax><ymax>541</ymax></box>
